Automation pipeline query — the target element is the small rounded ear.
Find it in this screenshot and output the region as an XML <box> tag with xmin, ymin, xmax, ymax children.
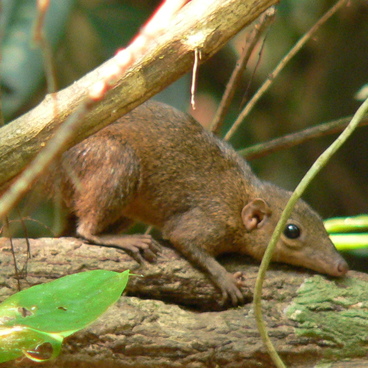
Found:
<box><xmin>241</xmin><ymin>198</ymin><xmax>271</xmax><ymax>231</ymax></box>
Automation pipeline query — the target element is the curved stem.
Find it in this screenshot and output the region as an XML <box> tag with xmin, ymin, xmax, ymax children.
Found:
<box><xmin>253</xmin><ymin>96</ymin><xmax>368</xmax><ymax>368</ymax></box>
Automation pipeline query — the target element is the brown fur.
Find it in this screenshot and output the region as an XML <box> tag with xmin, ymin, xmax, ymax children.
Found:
<box><xmin>47</xmin><ymin>101</ymin><xmax>348</xmax><ymax>305</ymax></box>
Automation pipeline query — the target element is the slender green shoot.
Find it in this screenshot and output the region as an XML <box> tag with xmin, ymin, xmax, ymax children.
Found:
<box><xmin>253</xmin><ymin>96</ymin><xmax>368</xmax><ymax>368</ymax></box>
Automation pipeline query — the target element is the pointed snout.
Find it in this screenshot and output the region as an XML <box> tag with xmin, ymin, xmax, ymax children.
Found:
<box><xmin>329</xmin><ymin>258</ymin><xmax>349</xmax><ymax>277</ymax></box>
<box><xmin>317</xmin><ymin>251</ymin><xmax>349</xmax><ymax>277</ymax></box>
<box><xmin>276</xmin><ymin>248</ymin><xmax>349</xmax><ymax>277</ymax></box>
<box><xmin>304</xmin><ymin>256</ymin><xmax>349</xmax><ymax>278</ymax></box>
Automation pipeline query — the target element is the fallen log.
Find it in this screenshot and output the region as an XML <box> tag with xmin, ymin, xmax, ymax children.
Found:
<box><xmin>0</xmin><ymin>237</ymin><xmax>367</xmax><ymax>367</ymax></box>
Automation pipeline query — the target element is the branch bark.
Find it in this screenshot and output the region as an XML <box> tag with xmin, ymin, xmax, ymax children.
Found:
<box><xmin>0</xmin><ymin>0</ymin><xmax>278</xmax><ymax>189</ymax></box>
<box><xmin>0</xmin><ymin>238</ymin><xmax>367</xmax><ymax>368</ymax></box>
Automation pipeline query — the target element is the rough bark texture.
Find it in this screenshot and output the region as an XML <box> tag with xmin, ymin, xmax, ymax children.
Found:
<box><xmin>0</xmin><ymin>237</ymin><xmax>367</xmax><ymax>367</ymax></box>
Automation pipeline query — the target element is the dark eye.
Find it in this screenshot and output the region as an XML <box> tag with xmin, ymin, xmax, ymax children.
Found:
<box><xmin>283</xmin><ymin>224</ymin><xmax>301</xmax><ymax>239</ymax></box>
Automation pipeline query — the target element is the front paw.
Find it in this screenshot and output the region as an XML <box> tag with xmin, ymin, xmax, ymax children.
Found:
<box><xmin>218</xmin><ymin>272</ymin><xmax>247</xmax><ymax>307</ymax></box>
<box><xmin>232</xmin><ymin>271</ymin><xmax>247</xmax><ymax>288</ymax></box>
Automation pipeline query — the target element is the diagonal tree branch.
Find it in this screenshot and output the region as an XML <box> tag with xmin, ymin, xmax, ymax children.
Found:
<box><xmin>239</xmin><ymin>113</ymin><xmax>368</xmax><ymax>160</ymax></box>
<box><xmin>0</xmin><ymin>0</ymin><xmax>278</xmax><ymax>191</ymax></box>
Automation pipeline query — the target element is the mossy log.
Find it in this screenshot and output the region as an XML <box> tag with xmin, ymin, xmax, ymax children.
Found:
<box><xmin>0</xmin><ymin>237</ymin><xmax>367</xmax><ymax>368</ymax></box>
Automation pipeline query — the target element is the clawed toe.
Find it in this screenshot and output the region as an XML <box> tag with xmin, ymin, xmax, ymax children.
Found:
<box><xmin>233</xmin><ymin>271</ymin><xmax>246</xmax><ymax>287</ymax></box>
<box><xmin>218</xmin><ymin>272</ymin><xmax>246</xmax><ymax>306</ymax></box>
<box><xmin>116</xmin><ymin>235</ymin><xmax>161</xmax><ymax>263</ymax></box>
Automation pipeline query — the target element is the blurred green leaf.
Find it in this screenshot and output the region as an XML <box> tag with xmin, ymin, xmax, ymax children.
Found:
<box><xmin>0</xmin><ymin>269</ymin><xmax>130</xmax><ymax>363</ymax></box>
<box><xmin>0</xmin><ymin>326</ymin><xmax>62</xmax><ymax>363</ymax></box>
<box><xmin>87</xmin><ymin>3</ymin><xmax>150</xmax><ymax>55</ymax></box>
<box><xmin>329</xmin><ymin>233</ymin><xmax>368</xmax><ymax>251</ymax></box>
<box><xmin>325</xmin><ymin>215</ymin><xmax>368</xmax><ymax>251</ymax></box>
<box><xmin>1</xmin><ymin>0</ymin><xmax>76</xmax><ymax>118</ymax></box>
<box><xmin>324</xmin><ymin>215</ymin><xmax>368</xmax><ymax>233</ymax></box>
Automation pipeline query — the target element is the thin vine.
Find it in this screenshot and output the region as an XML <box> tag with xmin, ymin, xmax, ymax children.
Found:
<box><xmin>253</xmin><ymin>96</ymin><xmax>368</xmax><ymax>368</ymax></box>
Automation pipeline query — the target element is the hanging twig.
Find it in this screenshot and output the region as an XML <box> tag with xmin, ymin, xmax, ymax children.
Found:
<box><xmin>190</xmin><ymin>48</ymin><xmax>201</xmax><ymax>110</ymax></box>
<box><xmin>3</xmin><ymin>217</ymin><xmax>22</xmax><ymax>291</ymax></box>
<box><xmin>33</xmin><ymin>0</ymin><xmax>58</xmax><ymax>93</ymax></box>
<box><xmin>16</xmin><ymin>207</ymin><xmax>32</xmax><ymax>258</ymax></box>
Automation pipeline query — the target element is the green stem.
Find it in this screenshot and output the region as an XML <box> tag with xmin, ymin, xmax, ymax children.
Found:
<box><xmin>253</xmin><ymin>95</ymin><xmax>368</xmax><ymax>368</ymax></box>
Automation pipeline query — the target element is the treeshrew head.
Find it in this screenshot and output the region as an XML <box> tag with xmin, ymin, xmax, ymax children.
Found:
<box><xmin>241</xmin><ymin>182</ymin><xmax>348</xmax><ymax>276</ymax></box>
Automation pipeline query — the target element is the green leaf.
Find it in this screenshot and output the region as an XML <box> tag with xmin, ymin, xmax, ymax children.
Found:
<box><xmin>324</xmin><ymin>215</ymin><xmax>368</xmax><ymax>251</ymax></box>
<box><xmin>0</xmin><ymin>269</ymin><xmax>130</xmax><ymax>363</ymax></box>
<box><xmin>0</xmin><ymin>326</ymin><xmax>62</xmax><ymax>363</ymax></box>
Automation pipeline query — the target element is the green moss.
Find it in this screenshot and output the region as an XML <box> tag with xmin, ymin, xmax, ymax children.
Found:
<box><xmin>285</xmin><ymin>275</ymin><xmax>368</xmax><ymax>360</ymax></box>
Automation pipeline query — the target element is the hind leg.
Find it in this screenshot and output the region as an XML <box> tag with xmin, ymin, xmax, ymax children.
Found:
<box><xmin>64</xmin><ymin>135</ymin><xmax>160</xmax><ymax>262</ymax></box>
<box><xmin>77</xmin><ymin>217</ymin><xmax>160</xmax><ymax>263</ymax></box>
